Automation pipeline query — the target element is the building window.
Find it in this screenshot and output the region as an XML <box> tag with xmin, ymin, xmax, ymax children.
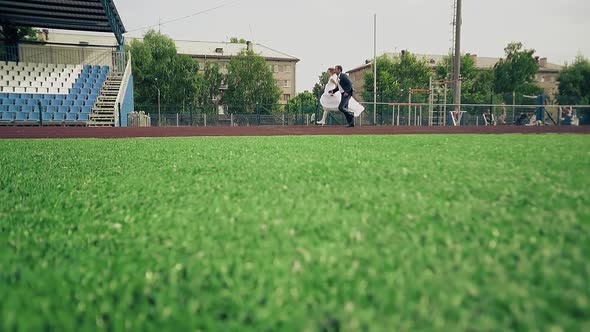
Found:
<box><xmin>282</xmin><ymin>94</ymin><xmax>291</xmax><ymax>101</ymax></box>
<box><xmin>282</xmin><ymin>80</ymin><xmax>291</xmax><ymax>88</ymax></box>
<box><xmin>274</xmin><ymin>65</ymin><xmax>279</xmax><ymax>73</ymax></box>
<box><xmin>540</xmin><ymin>76</ymin><xmax>545</xmax><ymax>83</ymax></box>
<box><xmin>550</xmin><ymin>76</ymin><xmax>556</xmax><ymax>83</ymax></box>
<box><xmin>283</xmin><ymin>65</ymin><xmax>291</xmax><ymax>73</ymax></box>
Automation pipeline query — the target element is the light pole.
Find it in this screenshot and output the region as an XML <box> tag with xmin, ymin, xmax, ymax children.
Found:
<box><xmin>155</xmin><ymin>78</ymin><xmax>161</xmax><ymax>127</ymax></box>
<box><xmin>453</xmin><ymin>0</ymin><xmax>462</xmax><ymax>112</ymax></box>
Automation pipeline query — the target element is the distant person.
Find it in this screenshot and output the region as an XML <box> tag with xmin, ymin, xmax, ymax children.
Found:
<box><xmin>329</xmin><ymin>65</ymin><xmax>364</xmax><ymax>127</ymax></box>
<box><xmin>516</xmin><ymin>113</ymin><xmax>528</xmax><ymax>126</ymax></box>
<box><xmin>483</xmin><ymin>109</ymin><xmax>495</xmax><ymax>126</ymax></box>
<box><xmin>498</xmin><ymin>104</ymin><xmax>507</xmax><ymax>125</ymax></box>
<box><xmin>317</xmin><ymin>68</ymin><xmax>340</xmax><ymax>126</ymax></box>
<box><xmin>562</xmin><ymin>108</ymin><xmax>573</xmax><ymax>126</ymax></box>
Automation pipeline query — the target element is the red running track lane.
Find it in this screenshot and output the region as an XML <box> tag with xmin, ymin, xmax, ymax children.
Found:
<box><xmin>1</xmin><ymin>126</ymin><xmax>589</xmax><ymax>139</ymax></box>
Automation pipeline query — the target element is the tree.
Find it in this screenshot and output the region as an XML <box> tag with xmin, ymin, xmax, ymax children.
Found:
<box><xmin>229</xmin><ymin>37</ymin><xmax>247</xmax><ymax>44</ymax></box>
<box><xmin>436</xmin><ymin>54</ymin><xmax>496</xmax><ymax>104</ymax></box>
<box><xmin>0</xmin><ymin>22</ymin><xmax>39</xmax><ymax>62</ymax></box>
<box><xmin>129</xmin><ymin>30</ymin><xmax>202</xmax><ymax>112</ymax></box>
<box><xmin>557</xmin><ymin>56</ymin><xmax>590</xmax><ymax>105</ymax></box>
<box><xmin>0</xmin><ymin>22</ymin><xmax>38</xmax><ymax>45</ymax></box>
<box><xmin>285</xmin><ymin>92</ymin><xmax>318</xmax><ymax>114</ymax></box>
<box><xmin>493</xmin><ymin>42</ymin><xmax>542</xmax><ymax>96</ymax></box>
<box><xmin>200</xmin><ymin>62</ymin><xmax>224</xmax><ymax>113</ymax></box>
<box><xmin>312</xmin><ymin>71</ymin><xmax>330</xmax><ymax>101</ymax></box>
<box><xmin>223</xmin><ymin>50</ymin><xmax>281</xmax><ymax>113</ymax></box>
<box><xmin>363</xmin><ymin>52</ymin><xmax>432</xmax><ymax>103</ymax></box>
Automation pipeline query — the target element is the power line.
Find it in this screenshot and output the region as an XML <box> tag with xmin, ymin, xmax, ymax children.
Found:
<box><xmin>127</xmin><ymin>1</ymin><xmax>242</xmax><ymax>33</ymax></box>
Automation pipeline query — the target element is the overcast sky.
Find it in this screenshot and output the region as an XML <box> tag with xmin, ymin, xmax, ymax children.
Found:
<box><xmin>111</xmin><ymin>0</ymin><xmax>589</xmax><ymax>92</ymax></box>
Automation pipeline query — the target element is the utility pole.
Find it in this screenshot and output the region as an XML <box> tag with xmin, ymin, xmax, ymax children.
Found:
<box><xmin>453</xmin><ymin>0</ymin><xmax>462</xmax><ymax>112</ymax></box>
<box><xmin>373</xmin><ymin>14</ymin><xmax>377</xmax><ymax>125</ymax></box>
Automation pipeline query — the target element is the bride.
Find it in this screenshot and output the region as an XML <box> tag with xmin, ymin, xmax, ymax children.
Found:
<box><xmin>317</xmin><ymin>67</ymin><xmax>364</xmax><ymax>125</ymax></box>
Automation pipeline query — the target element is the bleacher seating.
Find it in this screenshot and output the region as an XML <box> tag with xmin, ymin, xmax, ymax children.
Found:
<box><xmin>0</xmin><ymin>62</ymin><xmax>109</xmax><ymax>126</ymax></box>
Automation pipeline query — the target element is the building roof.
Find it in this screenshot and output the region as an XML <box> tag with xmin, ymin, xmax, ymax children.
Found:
<box><xmin>174</xmin><ymin>40</ymin><xmax>299</xmax><ymax>61</ymax></box>
<box><xmin>348</xmin><ymin>52</ymin><xmax>563</xmax><ymax>73</ymax></box>
<box><xmin>43</xmin><ymin>32</ymin><xmax>299</xmax><ymax>62</ymax></box>
<box><xmin>0</xmin><ymin>0</ymin><xmax>126</xmax><ymax>45</ymax></box>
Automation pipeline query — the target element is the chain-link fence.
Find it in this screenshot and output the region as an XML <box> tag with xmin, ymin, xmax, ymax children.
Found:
<box><xmin>130</xmin><ymin>102</ymin><xmax>590</xmax><ymax>127</ymax></box>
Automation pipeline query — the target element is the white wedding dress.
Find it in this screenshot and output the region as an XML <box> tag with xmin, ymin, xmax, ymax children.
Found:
<box><xmin>319</xmin><ymin>74</ymin><xmax>365</xmax><ymax>119</ymax></box>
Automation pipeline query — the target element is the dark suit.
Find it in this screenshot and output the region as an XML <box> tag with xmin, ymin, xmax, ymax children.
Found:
<box><xmin>330</xmin><ymin>73</ymin><xmax>354</xmax><ymax>125</ymax></box>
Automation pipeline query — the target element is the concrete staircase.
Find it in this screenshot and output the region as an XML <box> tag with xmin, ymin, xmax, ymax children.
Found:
<box><xmin>87</xmin><ymin>74</ymin><xmax>122</xmax><ymax>127</ymax></box>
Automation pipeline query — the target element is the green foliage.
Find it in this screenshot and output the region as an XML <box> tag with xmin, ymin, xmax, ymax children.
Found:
<box><xmin>285</xmin><ymin>92</ymin><xmax>318</xmax><ymax>114</ymax></box>
<box><xmin>0</xmin><ymin>23</ymin><xmax>38</xmax><ymax>45</ymax></box>
<box><xmin>557</xmin><ymin>56</ymin><xmax>590</xmax><ymax>105</ymax></box>
<box><xmin>493</xmin><ymin>42</ymin><xmax>542</xmax><ymax>96</ymax></box>
<box><xmin>363</xmin><ymin>52</ymin><xmax>432</xmax><ymax>103</ymax></box>
<box><xmin>312</xmin><ymin>71</ymin><xmax>330</xmax><ymax>101</ymax></box>
<box><xmin>1</xmin><ymin>135</ymin><xmax>590</xmax><ymax>330</ymax></box>
<box><xmin>201</xmin><ymin>62</ymin><xmax>224</xmax><ymax>113</ymax></box>
<box><xmin>129</xmin><ymin>30</ymin><xmax>201</xmax><ymax>111</ymax></box>
<box><xmin>436</xmin><ymin>55</ymin><xmax>497</xmax><ymax>104</ymax></box>
<box><xmin>230</xmin><ymin>37</ymin><xmax>247</xmax><ymax>44</ymax></box>
<box><xmin>223</xmin><ymin>50</ymin><xmax>281</xmax><ymax>113</ymax></box>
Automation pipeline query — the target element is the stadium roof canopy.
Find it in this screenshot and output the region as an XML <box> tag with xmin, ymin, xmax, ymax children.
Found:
<box><xmin>0</xmin><ymin>0</ymin><xmax>126</xmax><ymax>46</ymax></box>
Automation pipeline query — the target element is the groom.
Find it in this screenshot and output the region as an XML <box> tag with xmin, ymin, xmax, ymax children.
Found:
<box><xmin>330</xmin><ymin>65</ymin><xmax>355</xmax><ymax>127</ymax></box>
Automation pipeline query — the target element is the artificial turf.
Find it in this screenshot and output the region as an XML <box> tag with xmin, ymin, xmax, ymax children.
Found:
<box><xmin>1</xmin><ymin>135</ymin><xmax>589</xmax><ymax>331</ymax></box>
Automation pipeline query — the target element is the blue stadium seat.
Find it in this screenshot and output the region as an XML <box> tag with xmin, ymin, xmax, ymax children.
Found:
<box><xmin>89</xmin><ymin>94</ymin><xmax>98</xmax><ymax>101</ymax></box>
<box><xmin>8</xmin><ymin>105</ymin><xmax>19</xmax><ymax>112</ymax></box>
<box><xmin>32</xmin><ymin>105</ymin><xmax>40</xmax><ymax>113</ymax></box>
<box><xmin>20</xmin><ymin>94</ymin><xmax>32</xmax><ymax>99</ymax></box>
<box><xmin>65</xmin><ymin>112</ymin><xmax>78</xmax><ymax>122</ymax></box>
<box><xmin>91</xmin><ymin>88</ymin><xmax>101</xmax><ymax>94</ymax></box>
<box><xmin>1</xmin><ymin>98</ymin><xmax>13</xmax><ymax>105</ymax></box>
<box><xmin>39</xmin><ymin>99</ymin><xmax>50</xmax><ymax>106</ymax></box>
<box><xmin>84</xmin><ymin>100</ymin><xmax>95</xmax><ymax>107</ymax></box>
<box><xmin>43</xmin><ymin>94</ymin><xmax>55</xmax><ymax>100</ymax></box>
<box><xmin>0</xmin><ymin>105</ymin><xmax>8</xmax><ymax>112</ymax></box>
<box><xmin>80</xmin><ymin>88</ymin><xmax>90</xmax><ymax>95</ymax></box>
<box><xmin>29</xmin><ymin>112</ymin><xmax>40</xmax><ymax>121</ymax></box>
<box><xmin>62</xmin><ymin>100</ymin><xmax>74</xmax><ymax>106</ymax></box>
<box><xmin>8</xmin><ymin>93</ymin><xmax>19</xmax><ymax>99</ymax></box>
<box><xmin>70</xmin><ymin>88</ymin><xmax>81</xmax><ymax>95</ymax></box>
<box><xmin>26</xmin><ymin>99</ymin><xmax>38</xmax><ymax>105</ymax></box>
<box><xmin>74</xmin><ymin>100</ymin><xmax>85</xmax><ymax>106</ymax></box>
<box><xmin>22</xmin><ymin>105</ymin><xmax>33</xmax><ymax>113</ymax></box>
<box><xmin>15</xmin><ymin>99</ymin><xmax>26</xmax><ymax>106</ymax></box>
<box><xmin>74</xmin><ymin>82</ymin><xmax>84</xmax><ymax>89</ymax></box>
<box><xmin>76</xmin><ymin>94</ymin><xmax>87</xmax><ymax>100</ymax></box>
<box><xmin>82</xmin><ymin>106</ymin><xmax>92</xmax><ymax>113</ymax></box>
<box><xmin>71</xmin><ymin>106</ymin><xmax>82</xmax><ymax>113</ymax></box>
<box><xmin>53</xmin><ymin>112</ymin><xmax>66</xmax><ymax>122</ymax></box>
<box><xmin>46</xmin><ymin>105</ymin><xmax>57</xmax><ymax>113</ymax></box>
<box><xmin>42</xmin><ymin>112</ymin><xmax>53</xmax><ymax>122</ymax></box>
<box><xmin>59</xmin><ymin>105</ymin><xmax>70</xmax><ymax>113</ymax></box>
<box><xmin>50</xmin><ymin>99</ymin><xmax>62</xmax><ymax>106</ymax></box>
<box><xmin>0</xmin><ymin>93</ymin><xmax>7</xmax><ymax>99</ymax></box>
<box><xmin>79</xmin><ymin>113</ymin><xmax>90</xmax><ymax>121</ymax></box>
<box><xmin>15</xmin><ymin>112</ymin><xmax>28</xmax><ymax>121</ymax></box>
<box><xmin>55</xmin><ymin>95</ymin><xmax>66</xmax><ymax>100</ymax></box>
<box><xmin>1</xmin><ymin>112</ymin><xmax>15</xmax><ymax>122</ymax></box>
<box><xmin>66</xmin><ymin>94</ymin><xmax>77</xmax><ymax>100</ymax></box>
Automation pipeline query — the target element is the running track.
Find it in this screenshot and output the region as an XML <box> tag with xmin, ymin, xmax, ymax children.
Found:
<box><xmin>0</xmin><ymin>126</ymin><xmax>589</xmax><ymax>139</ymax></box>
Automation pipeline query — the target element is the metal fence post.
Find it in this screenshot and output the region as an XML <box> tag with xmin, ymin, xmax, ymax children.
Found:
<box><xmin>38</xmin><ymin>101</ymin><xmax>43</xmax><ymax>127</ymax></box>
<box><xmin>118</xmin><ymin>102</ymin><xmax>122</xmax><ymax>127</ymax></box>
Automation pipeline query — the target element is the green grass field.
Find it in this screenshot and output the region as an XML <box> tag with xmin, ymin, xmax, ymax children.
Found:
<box><xmin>1</xmin><ymin>135</ymin><xmax>589</xmax><ymax>331</ymax></box>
